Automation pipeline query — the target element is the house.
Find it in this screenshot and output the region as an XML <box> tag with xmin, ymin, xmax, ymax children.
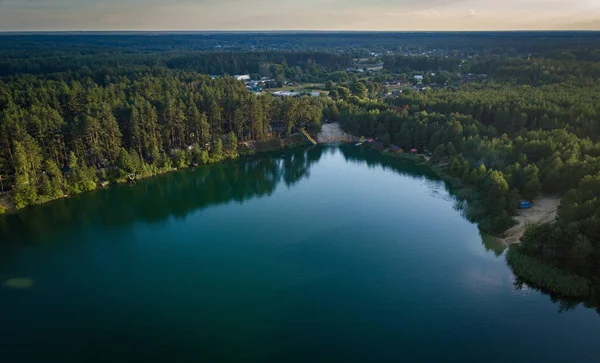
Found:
<box><xmin>414</xmin><ymin>75</ymin><xmax>424</xmax><ymax>82</ymax></box>
<box><xmin>272</xmin><ymin>91</ymin><xmax>300</xmax><ymax>97</ymax></box>
<box><xmin>272</xmin><ymin>90</ymin><xmax>320</xmax><ymax>98</ymax></box>
<box><xmin>235</xmin><ymin>74</ymin><xmax>250</xmax><ymax>81</ymax></box>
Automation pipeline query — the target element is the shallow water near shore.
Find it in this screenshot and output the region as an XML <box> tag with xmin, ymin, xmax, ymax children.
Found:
<box><xmin>1</xmin><ymin>144</ymin><xmax>599</xmax><ymax>363</ymax></box>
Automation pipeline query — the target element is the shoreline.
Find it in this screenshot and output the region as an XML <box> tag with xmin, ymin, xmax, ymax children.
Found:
<box><xmin>355</xmin><ymin>137</ymin><xmax>560</xmax><ymax>245</ymax></box>
<box><xmin>1</xmin><ymin>127</ymin><xmax>561</xmax><ymax>246</ymax></box>
<box><xmin>358</xmin><ymin>140</ymin><xmax>595</xmax><ymax>301</ymax></box>
<box><xmin>0</xmin><ymin>133</ymin><xmax>312</xmax><ymax>216</ymax></box>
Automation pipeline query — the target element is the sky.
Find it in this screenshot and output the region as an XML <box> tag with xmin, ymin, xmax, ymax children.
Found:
<box><xmin>0</xmin><ymin>0</ymin><xmax>599</xmax><ymax>31</ymax></box>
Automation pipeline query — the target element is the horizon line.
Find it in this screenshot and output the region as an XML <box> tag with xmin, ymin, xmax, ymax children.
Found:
<box><xmin>1</xmin><ymin>29</ymin><xmax>600</xmax><ymax>34</ymax></box>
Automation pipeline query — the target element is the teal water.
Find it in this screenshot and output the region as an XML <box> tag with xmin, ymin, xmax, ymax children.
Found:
<box><xmin>1</xmin><ymin>145</ymin><xmax>599</xmax><ymax>363</ymax></box>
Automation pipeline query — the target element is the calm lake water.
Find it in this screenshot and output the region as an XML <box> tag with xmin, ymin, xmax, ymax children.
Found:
<box><xmin>1</xmin><ymin>145</ymin><xmax>599</xmax><ymax>363</ymax></box>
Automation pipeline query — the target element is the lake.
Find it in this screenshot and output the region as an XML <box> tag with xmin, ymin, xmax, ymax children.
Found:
<box><xmin>1</xmin><ymin>145</ymin><xmax>599</xmax><ymax>363</ymax></box>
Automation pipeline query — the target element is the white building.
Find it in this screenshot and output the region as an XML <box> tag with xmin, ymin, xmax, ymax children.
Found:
<box><xmin>235</xmin><ymin>74</ymin><xmax>251</xmax><ymax>81</ymax></box>
<box><xmin>272</xmin><ymin>91</ymin><xmax>321</xmax><ymax>98</ymax></box>
<box><xmin>272</xmin><ymin>91</ymin><xmax>299</xmax><ymax>97</ymax></box>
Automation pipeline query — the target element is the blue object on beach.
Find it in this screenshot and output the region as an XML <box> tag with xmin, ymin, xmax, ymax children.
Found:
<box><xmin>519</xmin><ymin>201</ymin><xmax>532</xmax><ymax>209</ymax></box>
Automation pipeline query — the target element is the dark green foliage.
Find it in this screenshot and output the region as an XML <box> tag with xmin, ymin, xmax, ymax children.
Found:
<box><xmin>116</xmin><ymin>148</ymin><xmax>135</xmax><ymax>176</ymax></box>
<box><xmin>12</xmin><ymin>141</ymin><xmax>39</xmax><ymax>209</ymax></box>
<box><xmin>228</xmin><ymin>132</ymin><xmax>238</xmax><ymax>156</ymax></box>
<box><xmin>336</xmin><ymin>87</ymin><xmax>351</xmax><ymax>100</ymax></box>
<box><xmin>0</xmin><ymin>70</ymin><xmax>327</xmax><ymax>209</ymax></box>
<box><xmin>172</xmin><ymin>149</ymin><xmax>191</xmax><ymax>169</ymax></box>
<box><xmin>351</xmin><ymin>82</ymin><xmax>367</xmax><ymax>98</ymax></box>
<box><xmin>65</xmin><ymin>152</ymin><xmax>97</xmax><ymax>194</ymax></box>
<box><xmin>384</xmin><ymin>55</ymin><xmax>462</xmax><ymax>73</ymax></box>
<box><xmin>381</xmin><ymin>132</ymin><xmax>391</xmax><ymax>147</ymax></box>
<box><xmin>211</xmin><ymin>138</ymin><xmax>224</xmax><ymax>162</ymax></box>
<box><xmin>507</xmin><ymin>246</ymin><xmax>591</xmax><ymax>298</ymax></box>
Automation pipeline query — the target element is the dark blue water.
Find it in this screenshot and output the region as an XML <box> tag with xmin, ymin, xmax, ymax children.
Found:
<box><xmin>1</xmin><ymin>145</ymin><xmax>599</xmax><ymax>363</ymax></box>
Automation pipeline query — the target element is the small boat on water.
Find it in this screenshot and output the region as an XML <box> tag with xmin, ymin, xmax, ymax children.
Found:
<box><xmin>355</xmin><ymin>142</ymin><xmax>362</xmax><ymax>147</ymax></box>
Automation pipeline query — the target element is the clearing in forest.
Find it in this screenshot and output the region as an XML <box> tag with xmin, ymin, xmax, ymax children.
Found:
<box><xmin>502</xmin><ymin>196</ymin><xmax>561</xmax><ymax>245</ymax></box>
<box><xmin>317</xmin><ymin>123</ymin><xmax>354</xmax><ymax>143</ymax></box>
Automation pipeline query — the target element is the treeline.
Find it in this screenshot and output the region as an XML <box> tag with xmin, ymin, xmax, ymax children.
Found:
<box><xmin>165</xmin><ymin>51</ymin><xmax>352</xmax><ymax>79</ymax></box>
<box><xmin>384</xmin><ymin>55</ymin><xmax>600</xmax><ymax>84</ymax></box>
<box><xmin>0</xmin><ymin>50</ymin><xmax>352</xmax><ymax>82</ymax></box>
<box><xmin>4</xmin><ymin>33</ymin><xmax>600</xmax><ymax>80</ymax></box>
<box><xmin>0</xmin><ymin>70</ymin><xmax>325</xmax><ymax>210</ymax></box>
<box><xmin>383</xmin><ymin>56</ymin><xmax>463</xmax><ymax>73</ymax></box>
<box><xmin>392</xmin><ymin>84</ymin><xmax>600</xmax><ymax>140</ymax></box>
<box><xmin>469</xmin><ymin>57</ymin><xmax>600</xmax><ymax>84</ymax></box>
<box><xmin>3</xmin><ymin>32</ymin><xmax>599</xmax><ymax>59</ymax></box>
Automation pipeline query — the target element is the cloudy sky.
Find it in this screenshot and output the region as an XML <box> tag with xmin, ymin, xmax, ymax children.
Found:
<box><xmin>0</xmin><ymin>0</ymin><xmax>599</xmax><ymax>31</ymax></box>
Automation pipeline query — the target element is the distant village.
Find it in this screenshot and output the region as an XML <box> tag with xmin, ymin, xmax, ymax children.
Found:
<box><xmin>212</xmin><ymin>74</ymin><xmax>325</xmax><ymax>98</ymax></box>
<box><xmin>214</xmin><ymin>50</ymin><xmax>489</xmax><ymax>99</ymax></box>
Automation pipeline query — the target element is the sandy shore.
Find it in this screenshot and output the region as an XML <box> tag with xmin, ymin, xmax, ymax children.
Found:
<box><xmin>500</xmin><ymin>196</ymin><xmax>561</xmax><ymax>245</ymax></box>
<box><xmin>317</xmin><ymin>123</ymin><xmax>353</xmax><ymax>143</ymax></box>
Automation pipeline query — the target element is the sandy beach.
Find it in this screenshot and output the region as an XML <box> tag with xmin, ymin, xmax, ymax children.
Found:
<box><xmin>501</xmin><ymin>196</ymin><xmax>561</xmax><ymax>245</ymax></box>
<box><xmin>317</xmin><ymin>123</ymin><xmax>353</xmax><ymax>143</ymax></box>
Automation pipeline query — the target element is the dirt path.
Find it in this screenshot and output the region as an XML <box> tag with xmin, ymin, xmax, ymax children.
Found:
<box><xmin>317</xmin><ymin>123</ymin><xmax>353</xmax><ymax>143</ymax></box>
<box><xmin>501</xmin><ymin>196</ymin><xmax>561</xmax><ymax>245</ymax></box>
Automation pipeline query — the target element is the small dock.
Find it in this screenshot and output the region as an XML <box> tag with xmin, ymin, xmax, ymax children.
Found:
<box><xmin>301</xmin><ymin>128</ymin><xmax>318</xmax><ymax>145</ymax></box>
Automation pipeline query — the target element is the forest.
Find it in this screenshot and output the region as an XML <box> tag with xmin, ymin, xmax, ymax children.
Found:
<box><xmin>1</xmin><ymin>32</ymin><xmax>600</xmax><ymax>304</ymax></box>
<box><xmin>0</xmin><ymin>71</ymin><xmax>326</xmax><ymax>212</ymax></box>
